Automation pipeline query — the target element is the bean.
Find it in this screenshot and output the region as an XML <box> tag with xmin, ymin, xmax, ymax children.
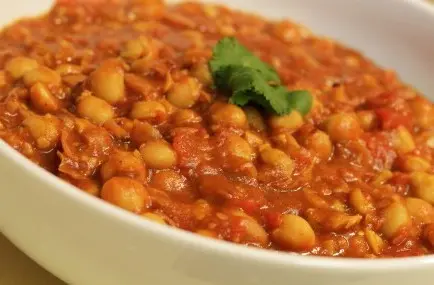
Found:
<box><xmin>139</xmin><ymin>139</ymin><xmax>177</xmax><ymax>169</ymax></box>
<box><xmin>244</xmin><ymin>131</ymin><xmax>264</xmax><ymax>149</ymax></box>
<box><xmin>410</xmin><ymin>172</ymin><xmax>434</xmax><ymax>205</ymax></box>
<box><xmin>30</xmin><ymin>82</ymin><xmax>59</xmax><ymax>114</ymax></box>
<box><xmin>272</xmin><ymin>214</ymin><xmax>316</xmax><ymax>251</ymax></box>
<box><xmin>55</xmin><ymin>64</ymin><xmax>82</xmax><ymax>76</ymax></box>
<box><xmin>400</xmin><ymin>156</ymin><xmax>430</xmax><ymax>172</ymax></box>
<box><xmin>142</xmin><ymin>212</ymin><xmax>167</xmax><ymax>225</ymax></box>
<box><xmin>260</xmin><ymin>146</ymin><xmax>294</xmax><ymax>174</ymax></box>
<box><xmin>304</xmin><ymin>130</ymin><xmax>332</xmax><ymax>160</ymax></box>
<box><xmin>347</xmin><ymin>235</ymin><xmax>370</xmax><ymax>257</ymax></box>
<box><xmin>23</xmin><ymin>66</ymin><xmax>61</xmax><ymax>87</ymax></box>
<box><xmin>405</xmin><ymin>197</ymin><xmax>434</xmax><ymax>224</ymax></box>
<box><xmin>196</xmin><ymin>229</ymin><xmax>217</xmax><ymax>238</ymax></box>
<box><xmin>130</xmin><ymin>101</ymin><xmax>167</xmax><ymax>122</ymax></box>
<box><xmin>172</xmin><ymin>109</ymin><xmax>202</xmax><ymax>126</ymax></box>
<box><xmin>244</xmin><ymin>106</ymin><xmax>266</xmax><ymax>132</ymax></box>
<box><xmin>77</xmin><ymin>94</ymin><xmax>114</xmax><ymax>125</ymax></box>
<box><xmin>210</xmin><ymin>103</ymin><xmax>247</xmax><ymax>129</ymax></box>
<box><xmin>73</xmin><ymin>179</ymin><xmax>100</xmax><ymax>196</ymax></box>
<box><xmin>392</xmin><ymin>126</ymin><xmax>415</xmax><ymax>154</ymax></box>
<box><xmin>231</xmin><ymin>210</ymin><xmax>269</xmax><ymax>246</ymax></box>
<box><xmin>224</xmin><ymin>135</ymin><xmax>254</xmax><ymax>162</ymax></box>
<box><xmin>91</xmin><ymin>59</ymin><xmax>125</xmax><ymax>104</ymax></box>
<box><xmin>150</xmin><ymin>170</ymin><xmax>186</xmax><ymax>193</ymax></box>
<box><xmin>349</xmin><ymin>189</ymin><xmax>374</xmax><ymax>215</ymax></box>
<box><xmin>356</xmin><ymin>110</ymin><xmax>377</xmax><ymax>131</ymax></box>
<box><xmin>424</xmin><ymin>223</ymin><xmax>434</xmax><ymax>248</ymax></box>
<box><xmin>121</xmin><ymin>38</ymin><xmax>148</xmax><ymax>60</ymax></box>
<box><xmin>22</xmin><ymin>114</ymin><xmax>60</xmax><ymax>150</ymax></box>
<box><xmin>167</xmin><ymin>77</ymin><xmax>201</xmax><ymax>108</ymax></box>
<box><xmin>131</xmin><ymin>120</ymin><xmax>162</xmax><ymax>146</ymax></box>
<box><xmin>269</xmin><ymin>111</ymin><xmax>303</xmax><ymax>134</ymax></box>
<box><xmin>381</xmin><ymin>202</ymin><xmax>410</xmax><ymax>239</ymax></box>
<box><xmin>191</xmin><ymin>62</ymin><xmax>213</xmax><ymax>86</ymax></box>
<box><xmin>365</xmin><ymin>229</ymin><xmax>384</xmax><ymax>255</ymax></box>
<box><xmin>326</xmin><ymin>112</ymin><xmax>362</xmax><ymax>142</ymax></box>
<box><xmin>100</xmin><ymin>151</ymin><xmax>147</xmax><ymax>182</ymax></box>
<box><xmin>101</xmin><ymin>177</ymin><xmax>151</xmax><ymax>213</ymax></box>
<box><xmin>5</xmin><ymin>56</ymin><xmax>38</xmax><ymax>79</ymax></box>
<box><xmin>409</xmin><ymin>98</ymin><xmax>434</xmax><ymax>129</ymax></box>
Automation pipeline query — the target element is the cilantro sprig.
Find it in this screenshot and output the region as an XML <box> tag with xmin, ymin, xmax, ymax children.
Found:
<box><xmin>209</xmin><ymin>37</ymin><xmax>312</xmax><ymax>116</ymax></box>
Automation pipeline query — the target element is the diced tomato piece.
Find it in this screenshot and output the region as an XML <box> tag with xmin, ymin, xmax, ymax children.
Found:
<box><xmin>264</xmin><ymin>211</ymin><xmax>282</xmax><ymax>230</ymax></box>
<box><xmin>375</xmin><ymin>108</ymin><xmax>412</xmax><ymax>130</ymax></box>
<box><xmin>363</xmin><ymin>132</ymin><xmax>397</xmax><ymax>170</ymax></box>
<box><xmin>366</xmin><ymin>91</ymin><xmax>398</xmax><ymax>107</ymax></box>
<box><xmin>230</xmin><ymin>199</ymin><xmax>260</xmax><ymax>215</ymax></box>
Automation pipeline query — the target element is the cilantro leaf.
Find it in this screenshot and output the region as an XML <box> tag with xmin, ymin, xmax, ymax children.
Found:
<box><xmin>209</xmin><ymin>37</ymin><xmax>313</xmax><ymax>116</ymax></box>
<box><xmin>209</xmin><ymin>37</ymin><xmax>280</xmax><ymax>86</ymax></box>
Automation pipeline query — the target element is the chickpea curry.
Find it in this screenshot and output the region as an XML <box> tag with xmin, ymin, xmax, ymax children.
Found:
<box><xmin>1</xmin><ymin>0</ymin><xmax>434</xmax><ymax>258</ymax></box>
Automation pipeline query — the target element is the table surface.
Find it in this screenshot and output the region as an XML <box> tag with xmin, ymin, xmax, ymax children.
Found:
<box><xmin>0</xmin><ymin>234</ymin><xmax>65</xmax><ymax>285</ymax></box>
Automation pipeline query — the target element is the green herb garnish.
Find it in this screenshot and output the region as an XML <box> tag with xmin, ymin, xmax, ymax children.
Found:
<box><xmin>209</xmin><ymin>37</ymin><xmax>312</xmax><ymax>116</ymax></box>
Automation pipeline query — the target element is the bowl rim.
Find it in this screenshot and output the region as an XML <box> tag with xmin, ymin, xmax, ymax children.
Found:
<box><xmin>2</xmin><ymin>0</ymin><xmax>434</xmax><ymax>273</ymax></box>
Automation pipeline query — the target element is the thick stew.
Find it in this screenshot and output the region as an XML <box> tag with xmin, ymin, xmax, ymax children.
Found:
<box><xmin>1</xmin><ymin>0</ymin><xmax>434</xmax><ymax>258</ymax></box>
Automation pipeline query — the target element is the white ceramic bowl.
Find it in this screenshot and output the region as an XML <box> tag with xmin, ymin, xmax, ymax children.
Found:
<box><xmin>1</xmin><ymin>1</ymin><xmax>434</xmax><ymax>285</ymax></box>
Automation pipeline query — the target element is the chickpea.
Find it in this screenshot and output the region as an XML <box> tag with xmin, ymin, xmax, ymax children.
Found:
<box><xmin>210</xmin><ymin>103</ymin><xmax>247</xmax><ymax>129</ymax></box>
<box><xmin>22</xmin><ymin>114</ymin><xmax>60</xmax><ymax>150</ymax></box>
<box><xmin>349</xmin><ymin>189</ymin><xmax>374</xmax><ymax>215</ymax></box>
<box><xmin>5</xmin><ymin>56</ymin><xmax>38</xmax><ymax>79</ymax></box>
<box><xmin>365</xmin><ymin>229</ymin><xmax>384</xmax><ymax>255</ymax></box>
<box><xmin>77</xmin><ymin>94</ymin><xmax>114</xmax><ymax>125</ymax></box>
<box><xmin>326</xmin><ymin>112</ymin><xmax>362</xmax><ymax>142</ymax></box>
<box><xmin>30</xmin><ymin>82</ymin><xmax>59</xmax><ymax>114</ymax></box>
<box><xmin>193</xmin><ymin>199</ymin><xmax>212</xmax><ymax>221</ymax></box>
<box><xmin>130</xmin><ymin>101</ymin><xmax>167</xmax><ymax>122</ymax></box>
<box><xmin>167</xmin><ymin>77</ymin><xmax>201</xmax><ymax>108</ymax></box>
<box><xmin>400</xmin><ymin>156</ymin><xmax>430</xmax><ymax>172</ymax></box>
<box><xmin>269</xmin><ymin>110</ymin><xmax>303</xmax><ymax>134</ymax></box>
<box><xmin>172</xmin><ymin>109</ymin><xmax>202</xmax><ymax>126</ymax></box>
<box><xmin>381</xmin><ymin>202</ymin><xmax>410</xmax><ymax>239</ymax></box>
<box><xmin>304</xmin><ymin>130</ymin><xmax>332</xmax><ymax>160</ymax></box>
<box><xmin>244</xmin><ymin>131</ymin><xmax>264</xmax><ymax>149</ymax></box>
<box><xmin>356</xmin><ymin>110</ymin><xmax>377</xmax><ymax>131</ymax></box>
<box><xmin>139</xmin><ymin>140</ymin><xmax>177</xmax><ymax>169</ymax></box>
<box><xmin>272</xmin><ymin>214</ymin><xmax>316</xmax><ymax>251</ymax></box>
<box><xmin>74</xmin><ymin>179</ymin><xmax>100</xmax><ymax>196</ymax></box>
<box><xmin>244</xmin><ymin>106</ymin><xmax>266</xmax><ymax>131</ymax></box>
<box><xmin>347</xmin><ymin>235</ymin><xmax>370</xmax><ymax>257</ymax></box>
<box><xmin>424</xmin><ymin>223</ymin><xmax>434</xmax><ymax>248</ymax></box>
<box><xmin>230</xmin><ymin>210</ymin><xmax>269</xmax><ymax>246</ymax></box>
<box><xmin>392</xmin><ymin>126</ymin><xmax>415</xmax><ymax>154</ymax></box>
<box><xmin>196</xmin><ymin>229</ymin><xmax>217</xmax><ymax>238</ymax></box>
<box><xmin>121</xmin><ymin>38</ymin><xmax>147</xmax><ymax>60</ymax></box>
<box><xmin>405</xmin><ymin>197</ymin><xmax>434</xmax><ymax>224</ymax></box>
<box><xmin>131</xmin><ymin>120</ymin><xmax>162</xmax><ymax>146</ymax></box>
<box><xmin>410</xmin><ymin>172</ymin><xmax>434</xmax><ymax>205</ymax></box>
<box><xmin>55</xmin><ymin>64</ymin><xmax>82</xmax><ymax>76</ymax></box>
<box><xmin>91</xmin><ymin>59</ymin><xmax>126</xmax><ymax>104</ymax></box>
<box><xmin>409</xmin><ymin>98</ymin><xmax>434</xmax><ymax>129</ymax></box>
<box><xmin>142</xmin><ymin>212</ymin><xmax>167</xmax><ymax>225</ymax></box>
<box><xmin>23</xmin><ymin>66</ymin><xmax>61</xmax><ymax>87</ymax></box>
<box><xmin>150</xmin><ymin>170</ymin><xmax>186</xmax><ymax>193</ymax></box>
<box><xmin>101</xmin><ymin>177</ymin><xmax>151</xmax><ymax>213</ymax></box>
<box><xmin>260</xmin><ymin>147</ymin><xmax>294</xmax><ymax>174</ymax></box>
<box><xmin>224</xmin><ymin>135</ymin><xmax>254</xmax><ymax>162</ymax></box>
<box><xmin>191</xmin><ymin>62</ymin><xmax>213</xmax><ymax>86</ymax></box>
<box><xmin>100</xmin><ymin>151</ymin><xmax>147</xmax><ymax>182</ymax></box>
